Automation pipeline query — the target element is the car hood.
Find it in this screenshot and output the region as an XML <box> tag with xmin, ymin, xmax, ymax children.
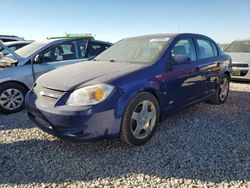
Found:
<box><xmin>36</xmin><ymin>61</ymin><xmax>146</xmax><ymax>91</ymax></box>
<box><xmin>226</xmin><ymin>52</ymin><xmax>250</xmax><ymax>62</ymax></box>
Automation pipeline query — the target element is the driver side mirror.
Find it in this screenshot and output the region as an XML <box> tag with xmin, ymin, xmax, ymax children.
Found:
<box><xmin>33</xmin><ymin>54</ymin><xmax>41</xmax><ymax>63</ymax></box>
<box><xmin>0</xmin><ymin>52</ymin><xmax>4</xmax><ymax>59</ymax></box>
<box><xmin>168</xmin><ymin>55</ymin><xmax>191</xmax><ymax>67</ymax></box>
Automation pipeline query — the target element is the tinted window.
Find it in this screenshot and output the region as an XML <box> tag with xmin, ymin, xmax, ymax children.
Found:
<box><xmin>171</xmin><ymin>38</ymin><xmax>196</xmax><ymax>62</ymax></box>
<box><xmin>9</xmin><ymin>44</ymin><xmax>25</xmax><ymax>51</ymax></box>
<box><xmin>197</xmin><ymin>39</ymin><xmax>214</xmax><ymax>59</ymax></box>
<box><xmin>88</xmin><ymin>42</ymin><xmax>107</xmax><ymax>57</ymax></box>
<box><xmin>76</xmin><ymin>40</ymin><xmax>87</xmax><ymax>58</ymax></box>
<box><xmin>211</xmin><ymin>42</ymin><xmax>218</xmax><ymax>56</ymax></box>
<box><xmin>41</xmin><ymin>41</ymin><xmax>77</xmax><ymax>63</ymax></box>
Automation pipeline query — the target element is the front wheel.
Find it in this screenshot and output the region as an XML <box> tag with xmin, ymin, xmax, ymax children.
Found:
<box><xmin>120</xmin><ymin>92</ymin><xmax>160</xmax><ymax>146</ymax></box>
<box><xmin>209</xmin><ymin>74</ymin><xmax>230</xmax><ymax>104</ymax></box>
<box><xmin>0</xmin><ymin>83</ymin><xmax>27</xmax><ymax>114</ymax></box>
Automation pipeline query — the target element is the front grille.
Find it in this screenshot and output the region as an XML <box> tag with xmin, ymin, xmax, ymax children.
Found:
<box><xmin>33</xmin><ymin>85</ymin><xmax>65</xmax><ymax>103</ymax></box>
<box><xmin>232</xmin><ymin>63</ymin><xmax>249</xmax><ymax>67</ymax></box>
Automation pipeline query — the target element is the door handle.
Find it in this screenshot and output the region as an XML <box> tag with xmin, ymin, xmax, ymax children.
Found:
<box><xmin>217</xmin><ymin>62</ymin><xmax>222</xmax><ymax>66</ymax></box>
<box><xmin>196</xmin><ymin>66</ymin><xmax>202</xmax><ymax>71</ymax></box>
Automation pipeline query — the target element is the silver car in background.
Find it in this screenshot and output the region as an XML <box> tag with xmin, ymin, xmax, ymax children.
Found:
<box><xmin>225</xmin><ymin>39</ymin><xmax>250</xmax><ymax>81</ymax></box>
<box><xmin>0</xmin><ymin>37</ymin><xmax>111</xmax><ymax>114</ymax></box>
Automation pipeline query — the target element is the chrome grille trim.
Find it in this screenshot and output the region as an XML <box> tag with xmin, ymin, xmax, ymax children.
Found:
<box><xmin>33</xmin><ymin>85</ymin><xmax>65</xmax><ymax>103</ymax></box>
<box><xmin>232</xmin><ymin>63</ymin><xmax>249</xmax><ymax>68</ymax></box>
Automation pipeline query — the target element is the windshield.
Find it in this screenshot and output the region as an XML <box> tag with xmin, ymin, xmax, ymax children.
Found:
<box><xmin>14</xmin><ymin>41</ymin><xmax>49</xmax><ymax>58</ymax></box>
<box><xmin>95</xmin><ymin>36</ymin><xmax>170</xmax><ymax>64</ymax></box>
<box><xmin>225</xmin><ymin>41</ymin><xmax>250</xmax><ymax>53</ymax></box>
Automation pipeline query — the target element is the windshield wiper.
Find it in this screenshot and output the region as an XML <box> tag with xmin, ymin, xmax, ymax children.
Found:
<box><xmin>109</xmin><ymin>59</ymin><xmax>116</xmax><ymax>62</ymax></box>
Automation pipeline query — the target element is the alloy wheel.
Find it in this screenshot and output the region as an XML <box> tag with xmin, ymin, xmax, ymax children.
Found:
<box><xmin>219</xmin><ymin>77</ymin><xmax>229</xmax><ymax>101</ymax></box>
<box><xmin>130</xmin><ymin>100</ymin><xmax>157</xmax><ymax>139</ymax></box>
<box><xmin>0</xmin><ymin>88</ymin><xmax>24</xmax><ymax>110</ymax></box>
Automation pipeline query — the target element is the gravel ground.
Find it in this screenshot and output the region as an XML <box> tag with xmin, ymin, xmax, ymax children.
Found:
<box><xmin>0</xmin><ymin>82</ymin><xmax>249</xmax><ymax>188</ymax></box>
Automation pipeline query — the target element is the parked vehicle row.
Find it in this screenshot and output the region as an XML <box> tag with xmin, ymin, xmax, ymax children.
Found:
<box><xmin>0</xmin><ymin>35</ymin><xmax>112</xmax><ymax>113</ymax></box>
<box><xmin>25</xmin><ymin>33</ymin><xmax>232</xmax><ymax>146</ymax></box>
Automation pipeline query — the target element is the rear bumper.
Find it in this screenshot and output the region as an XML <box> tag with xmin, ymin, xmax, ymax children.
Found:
<box><xmin>26</xmin><ymin>90</ymin><xmax>122</xmax><ymax>141</ymax></box>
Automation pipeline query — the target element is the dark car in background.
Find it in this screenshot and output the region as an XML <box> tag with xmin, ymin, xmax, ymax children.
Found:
<box><xmin>0</xmin><ymin>35</ymin><xmax>111</xmax><ymax>114</ymax></box>
<box><xmin>26</xmin><ymin>33</ymin><xmax>232</xmax><ymax>146</ymax></box>
<box><xmin>225</xmin><ymin>39</ymin><xmax>250</xmax><ymax>81</ymax></box>
<box><xmin>0</xmin><ymin>35</ymin><xmax>25</xmax><ymax>42</ymax></box>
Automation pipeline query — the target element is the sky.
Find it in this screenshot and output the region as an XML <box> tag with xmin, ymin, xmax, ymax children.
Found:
<box><xmin>1</xmin><ymin>0</ymin><xmax>250</xmax><ymax>43</ymax></box>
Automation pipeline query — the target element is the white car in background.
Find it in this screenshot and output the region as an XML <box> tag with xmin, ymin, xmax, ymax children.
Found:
<box><xmin>225</xmin><ymin>39</ymin><xmax>250</xmax><ymax>81</ymax></box>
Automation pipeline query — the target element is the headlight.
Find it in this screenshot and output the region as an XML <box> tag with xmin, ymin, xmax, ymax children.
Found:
<box><xmin>66</xmin><ymin>84</ymin><xmax>114</xmax><ymax>106</ymax></box>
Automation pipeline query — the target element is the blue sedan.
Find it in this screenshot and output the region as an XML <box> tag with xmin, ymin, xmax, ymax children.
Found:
<box><xmin>26</xmin><ymin>33</ymin><xmax>232</xmax><ymax>146</ymax></box>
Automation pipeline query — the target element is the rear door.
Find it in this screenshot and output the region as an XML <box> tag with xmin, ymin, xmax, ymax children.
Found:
<box><xmin>33</xmin><ymin>40</ymin><xmax>87</xmax><ymax>80</ymax></box>
<box><xmin>194</xmin><ymin>37</ymin><xmax>221</xmax><ymax>95</ymax></box>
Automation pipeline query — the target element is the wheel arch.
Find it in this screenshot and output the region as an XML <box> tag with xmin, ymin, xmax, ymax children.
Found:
<box><xmin>115</xmin><ymin>84</ymin><xmax>161</xmax><ymax>120</ymax></box>
<box><xmin>0</xmin><ymin>80</ymin><xmax>30</xmax><ymax>92</ymax></box>
<box><xmin>220</xmin><ymin>66</ymin><xmax>231</xmax><ymax>80</ymax></box>
<box><xmin>223</xmin><ymin>71</ymin><xmax>231</xmax><ymax>80</ymax></box>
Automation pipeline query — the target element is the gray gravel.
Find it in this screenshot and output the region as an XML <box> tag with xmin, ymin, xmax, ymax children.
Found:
<box><xmin>0</xmin><ymin>82</ymin><xmax>250</xmax><ymax>188</ymax></box>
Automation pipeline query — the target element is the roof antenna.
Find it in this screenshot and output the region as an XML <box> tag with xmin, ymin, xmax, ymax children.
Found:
<box><xmin>178</xmin><ymin>24</ymin><xmax>180</xmax><ymax>33</ymax></box>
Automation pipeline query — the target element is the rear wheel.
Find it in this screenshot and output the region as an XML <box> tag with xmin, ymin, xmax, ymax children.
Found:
<box><xmin>120</xmin><ymin>92</ymin><xmax>160</xmax><ymax>146</ymax></box>
<box><xmin>0</xmin><ymin>83</ymin><xmax>27</xmax><ymax>114</ymax></box>
<box><xmin>209</xmin><ymin>74</ymin><xmax>230</xmax><ymax>104</ymax></box>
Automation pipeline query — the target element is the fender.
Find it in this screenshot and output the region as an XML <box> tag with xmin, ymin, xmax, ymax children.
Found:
<box><xmin>114</xmin><ymin>79</ymin><xmax>161</xmax><ymax>119</ymax></box>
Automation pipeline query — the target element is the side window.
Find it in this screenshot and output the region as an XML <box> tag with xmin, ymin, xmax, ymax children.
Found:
<box><xmin>76</xmin><ymin>40</ymin><xmax>87</xmax><ymax>58</ymax></box>
<box><xmin>197</xmin><ymin>39</ymin><xmax>214</xmax><ymax>59</ymax></box>
<box><xmin>41</xmin><ymin>41</ymin><xmax>77</xmax><ymax>63</ymax></box>
<box><xmin>88</xmin><ymin>42</ymin><xmax>106</xmax><ymax>57</ymax></box>
<box><xmin>171</xmin><ymin>38</ymin><xmax>196</xmax><ymax>63</ymax></box>
<box><xmin>9</xmin><ymin>44</ymin><xmax>23</xmax><ymax>52</ymax></box>
<box><xmin>211</xmin><ymin>42</ymin><xmax>218</xmax><ymax>56</ymax></box>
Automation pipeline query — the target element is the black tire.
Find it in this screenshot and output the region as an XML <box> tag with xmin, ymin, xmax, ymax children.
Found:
<box><xmin>120</xmin><ymin>92</ymin><xmax>160</xmax><ymax>146</ymax></box>
<box><xmin>209</xmin><ymin>74</ymin><xmax>230</xmax><ymax>104</ymax></box>
<box><xmin>0</xmin><ymin>83</ymin><xmax>28</xmax><ymax>114</ymax></box>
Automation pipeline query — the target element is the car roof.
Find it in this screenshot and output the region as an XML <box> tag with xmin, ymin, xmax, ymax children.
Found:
<box><xmin>4</xmin><ymin>41</ymin><xmax>34</xmax><ymax>46</ymax></box>
<box><xmin>41</xmin><ymin>38</ymin><xmax>111</xmax><ymax>45</ymax></box>
<box><xmin>233</xmin><ymin>39</ymin><xmax>250</xmax><ymax>42</ymax></box>
<box><xmin>124</xmin><ymin>33</ymin><xmax>213</xmax><ymax>40</ymax></box>
<box><xmin>91</xmin><ymin>40</ymin><xmax>112</xmax><ymax>45</ymax></box>
<box><xmin>0</xmin><ymin>35</ymin><xmax>24</xmax><ymax>41</ymax></box>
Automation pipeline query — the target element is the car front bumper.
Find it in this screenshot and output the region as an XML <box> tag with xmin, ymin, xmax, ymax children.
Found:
<box><xmin>26</xmin><ymin>88</ymin><xmax>123</xmax><ymax>142</ymax></box>
<box><xmin>231</xmin><ymin>62</ymin><xmax>250</xmax><ymax>81</ymax></box>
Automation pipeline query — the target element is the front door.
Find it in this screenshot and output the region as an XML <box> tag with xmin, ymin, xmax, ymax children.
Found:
<box><xmin>33</xmin><ymin>41</ymin><xmax>87</xmax><ymax>80</ymax></box>
<box><xmin>160</xmin><ymin>37</ymin><xmax>204</xmax><ymax>112</ymax></box>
